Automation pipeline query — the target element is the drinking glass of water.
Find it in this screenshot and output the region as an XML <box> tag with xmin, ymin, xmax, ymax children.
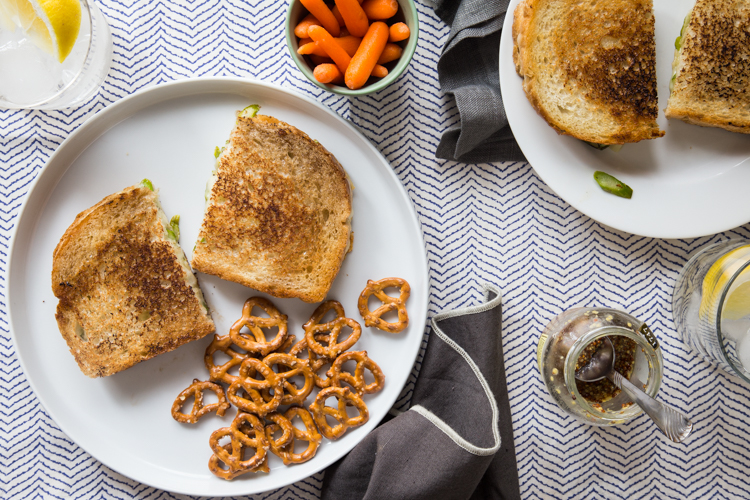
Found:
<box><xmin>672</xmin><ymin>239</ymin><xmax>750</xmax><ymax>383</ymax></box>
<box><xmin>0</xmin><ymin>0</ymin><xmax>112</xmax><ymax>109</ymax></box>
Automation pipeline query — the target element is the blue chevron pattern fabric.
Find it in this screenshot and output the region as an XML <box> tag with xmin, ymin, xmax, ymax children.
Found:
<box><xmin>3</xmin><ymin>0</ymin><xmax>750</xmax><ymax>499</ymax></box>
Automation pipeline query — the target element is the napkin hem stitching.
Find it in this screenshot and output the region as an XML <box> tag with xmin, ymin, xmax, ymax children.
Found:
<box><xmin>410</xmin><ymin>405</ymin><xmax>500</xmax><ymax>456</ymax></box>
<box><xmin>414</xmin><ymin>283</ymin><xmax>503</xmax><ymax>457</ymax></box>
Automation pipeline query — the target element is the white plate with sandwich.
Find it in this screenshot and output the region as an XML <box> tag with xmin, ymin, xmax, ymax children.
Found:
<box><xmin>6</xmin><ymin>78</ymin><xmax>429</xmax><ymax>496</ymax></box>
<box><xmin>500</xmin><ymin>0</ymin><xmax>750</xmax><ymax>239</ymax></box>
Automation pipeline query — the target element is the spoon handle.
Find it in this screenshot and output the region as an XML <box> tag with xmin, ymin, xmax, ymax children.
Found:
<box><xmin>609</xmin><ymin>370</ymin><xmax>694</xmax><ymax>443</ymax></box>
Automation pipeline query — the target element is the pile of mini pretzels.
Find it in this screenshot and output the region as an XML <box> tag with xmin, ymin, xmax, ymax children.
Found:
<box><xmin>171</xmin><ymin>277</ymin><xmax>410</xmax><ymax>480</ymax></box>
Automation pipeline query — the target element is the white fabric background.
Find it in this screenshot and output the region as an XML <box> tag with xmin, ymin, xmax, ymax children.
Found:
<box><xmin>2</xmin><ymin>0</ymin><xmax>750</xmax><ymax>498</ymax></box>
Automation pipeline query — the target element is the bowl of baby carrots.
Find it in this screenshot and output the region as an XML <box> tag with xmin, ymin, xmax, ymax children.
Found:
<box><xmin>285</xmin><ymin>0</ymin><xmax>418</xmax><ymax>95</ymax></box>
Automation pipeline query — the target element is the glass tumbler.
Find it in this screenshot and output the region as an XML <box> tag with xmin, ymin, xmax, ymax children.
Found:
<box><xmin>0</xmin><ymin>0</ymin><xmax>112</xmax><ymax>109</ymax></box>
<box><xmin>672</xmin><ymin>239</ymin><xmax>750</xmax><ymax>383</ymax></box>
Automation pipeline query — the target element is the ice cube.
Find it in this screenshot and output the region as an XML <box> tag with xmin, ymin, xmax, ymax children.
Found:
<box><xmin>721</xmin><ymin>317</ymin><xmax>750</xmax><ymax>343</ymax></box>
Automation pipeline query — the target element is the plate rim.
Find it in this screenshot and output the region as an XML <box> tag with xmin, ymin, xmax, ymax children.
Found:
<box><xmin>5</xmin><ymin>76</ymin><xmax>430</xmax><ymax>495</ymax></box>
<box><xmin>498</xmin><ymin>0</ymin><xmax>750</xmax><ymax>239</ymax></box>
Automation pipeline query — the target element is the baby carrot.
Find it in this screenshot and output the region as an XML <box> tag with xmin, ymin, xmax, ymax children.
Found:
<box><xmin>371</xmin><ymin>65</ymin><xmax>388</xmax><ymax>78</ymax></box>
<box><xmin>389</xmin><ymin>22</ymin><xmax>410</xmax><ymax>42</ymax></box>
<box><xmin>361</xmin><ymin>0</ymin><xmax>398</xmax><ymax>20</ymax></box>
<box><xmin>336</xmin><ymin>35</ymin><xmax>363</xmax><ymax>56</ymax></box>
<box><xmin>308</xmin><ymin>25</ymin><xmax>352</xmax><ymax>74</ymax></box>
<box><xmin>335</xmin><ymin>0</ymin><xmax>369</xmax><ymax>37</ymax></box>
<box><xmin>314</xmin><ymin>63</ymin><xmax>345</xmax><ymax>84</ymax></box>
<box><xmin>298</xmin><ymin>36</ymin><xmax>363</xmax><ymax>57</ymax></box>
<box><xmin>298</xmin><ymin>42</ymin><xmax>326</xmax><ymax>57</ymax></box>
<box><xmin>294</xmin><ymin>13</ymin><xmax>321</xmax><ymax>38</ymax></box>
<box><xmin>377</xmin><ymin>43</ymin><xmax>402</xmax><ymax>64</ymax></box>
<box><xmin>300</xmin><ymin>0</ymin><xmax>341</xmax><ymax>36</ymax></box>
<box><xmin>345</xmin><ymin>21</ymin><xmax>389</xmax><ymax>89</ymax></box>
<box><xmin>331</xmin><ymin>5</ymin><xmax>346</xmax><ymax>26</ymax></box>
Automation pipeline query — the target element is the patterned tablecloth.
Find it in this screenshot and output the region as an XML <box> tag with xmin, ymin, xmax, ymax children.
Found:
<box><xmin>2</xmin><ymin>0</ymin><xmax>750</xmax><ymax>498</ymax></box>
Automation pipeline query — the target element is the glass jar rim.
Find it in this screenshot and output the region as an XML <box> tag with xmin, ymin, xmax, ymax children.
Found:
<box><xmin>563</xmin><ymin>325</ymin><xmax>663</xmax><ymax>422</ymax></box>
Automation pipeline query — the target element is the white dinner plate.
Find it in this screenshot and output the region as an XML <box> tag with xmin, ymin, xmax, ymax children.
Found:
<box><xmin>500</xmin><ymin>0</ymin><xmax>750</xmax><ymax>239</ymax></box>
<box><xmin>6</xmin><ymin>78</ymin><xmax>428</xmax><ymax>496</ymax></box>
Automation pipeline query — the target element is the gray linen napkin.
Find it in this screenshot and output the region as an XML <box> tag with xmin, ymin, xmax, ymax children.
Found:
<box><xmin>433</xmin><ymin>0</ymin><xmax>526</xmax><ymax>163</ymax></box>
<box><xmin>321</xmin><ymin>284</ymin><xmax>520</xmax><ymax>500</ymax></box>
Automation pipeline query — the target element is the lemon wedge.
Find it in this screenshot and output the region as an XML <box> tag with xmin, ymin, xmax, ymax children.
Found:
<box><xmin>0</xmin><ymin>0</ymin><xmax>81</xmax><ymax>62</ymax></box>
<box><xmin>722</xmin><ymin>270</ymin><xmax>750</xmax><ymax>321</ymax></box>
<box><xmin>699</xmin><ymin>244</ymin><xmax>750</xmax><ymax>320</ymax></box>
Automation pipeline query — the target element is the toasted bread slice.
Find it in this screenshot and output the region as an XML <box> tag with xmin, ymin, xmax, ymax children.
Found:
<box><xmin>665</xmin><ymin>0</ymin><xmax>750</xmax><ymax>133</ymax></box>
<box><xmin>191</xmin><ymin>111</ymin><xmax>353</xmax><ymax>303</ymax></box>
<box><xmin>52</xmin><ymin>182</ymin><xmax>215</xmax><ymax>378</ymax></box>
<box><xmin>513</xmin><ymin>0</ymin><xmax>664</xmax><ymax>144</ymax></box>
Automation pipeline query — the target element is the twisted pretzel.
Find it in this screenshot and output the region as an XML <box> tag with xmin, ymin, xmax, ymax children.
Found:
<box><xmin>264</xmin><ymin>411</ymin><xmax>295</xmax><ymax>451</ymax></box>
<box><xmin>261</xmin><ymin>352</ymin><xmax>315</xmax><ymax>405</ymax></box>
<box><xmin>230</xmin><ymin>297</ymin><xmax>289</xmax><ymax>355</ymax></box>
<box><xmin>227</xmin><ymin>358</ymin><xmax>283</xmax><ymax>416</ymax></box>
<box><xmin>357</xmin><ymin>278</ymin><xmax>410</xmax><ymax>333</ymax></box>
<box><xmin>303</xmin><ymin>300</ymin><xmax>347</xmax><ymax>333</ymax></box>
<box><xmin>208</xmin><ymin>412</ymin><xmax>269</xmax><ymax>479</ymax></box>
<box><xmin>204</xmin><ymin>334</ymin><xmax>255</xmax><ymax>385</ymax></box>
<box><xmin>171</xmin><ymin>379</ymin><xmax>230</xmax><ymax>424</ymax></box>
<box><xmin>309</xmin><ymin>386</ymin><xmax>369</xmax><ymax>440</ymax></box>
<box><xmin>305</xmin><ymin>317</ymin><xmax>361</xmax><ymax>359</ymax></box>
<box><xmin>288</xmin><ymin>336</ymin><xmax>334</xmax><ymax>389</ymax></box>
<box><xmin>328</xmin><ymin>351</ymin><xmax>385</xmax><ymax>397</ymax></box>
<box><xmin>266</xmin><ymin>406</ymin><xmax>322</xmax><ymax>465</ymax></box>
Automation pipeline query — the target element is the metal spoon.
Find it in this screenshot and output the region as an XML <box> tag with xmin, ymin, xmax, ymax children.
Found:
<box><xmin>575</xmin><ymin>337</ymin><xmax>694</xmax><ymax>443</ymax></box>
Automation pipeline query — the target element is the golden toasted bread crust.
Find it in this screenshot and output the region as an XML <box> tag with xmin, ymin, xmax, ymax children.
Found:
<box><xmin>665</xmin><ymin>0</ymin><xmax>750</xmax><ymax>133</ymax></box>
<box><xmin>513</xmin><ymin>0</ymin><xmax>664</xmax><ymax>144</ymax></box>
<box><xmin>52</xmin><ymin>185</ymin><xmax>215</xmax><ymax>378</ymax></box>
<box><xmin>191</xmin><ymin>115</ymin><xmax>353</xmax><ymax>303</ymax></box>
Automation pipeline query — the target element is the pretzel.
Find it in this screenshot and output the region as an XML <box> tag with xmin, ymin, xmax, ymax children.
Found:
<box><xmin>357</xmin><ymin>277</ymin><xmax>410</xmax><ymax>333</ymax></box>
<box><xmin>327</xmin><ymin>351</ymin><xmax>385</xmax><ymax>397</ymax></box>
<box><xmin>288</xmin><ymin>336</ymin><xmax>334</xmax><ymax>389</ymax></box>
<box><xmin>204</xmin><ymin>333</ymin><xmax>255</xmax><ymax>385</ymax></box>
<box><xmin>264</xmin><ymin>411</ymin><xmax>295</xmax><ymax>451</ymax></box>
<box><xmin>171</xmin><ymin>379</ymin><xmax>230</xmax><ymax>424</ymax></box>
<box><xmin>261</xmin><ymin>352</ymin><xmax>315</xmax><ymax>405</ymax></box>
<box><xmin>266</xmin><ymin>406</ymin><xmax>322</xmax><ymax>465</ymax></box>
<box><xmin>277</xmin><ymin>334</ymin><xmax>297</xmax><ymax>355</ymax></box>
<box><xmin>209</xmin><ymin>443</ymin><xmax>269</xmax><ymax>479</ymax></box>
<box><xmin>303</xmin><ymin>300</ymin><xmax>347</xmax><ymax>333</ymax></box>
<box><xmin>230</xmin><ymin>297</ymin><xmax>289</xmax><ymax>355</ymax></box>
<box><xmin>309</xmin><ymin>386</ymin><xmax>369</xmax><ymax>440</ymax></box>
<box><xmin>227</xmin><ymin>358</ymin><xmax>283</xmax><ymax>416</ymax></box>
<box><xmin>208</xmin><ymin>412</ymin><xmax>269</xmax><ymax>480</ymax></box>
<box><xmin>305</xmin><ymin>317</ymin><xmax>362</xmax><ymax>359</ymax></box>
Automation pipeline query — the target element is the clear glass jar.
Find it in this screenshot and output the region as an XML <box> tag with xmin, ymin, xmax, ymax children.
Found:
<box><xmin>537</xmin><ymin>307</ymin><xmax>664</xmax><ymax>426</ymax></box>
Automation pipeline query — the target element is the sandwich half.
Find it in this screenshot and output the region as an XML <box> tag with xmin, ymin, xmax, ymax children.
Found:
<box><xmin>665</xmin><ymin>0</ymin><xmax>750</xmax><ymax>133</ymax></box>
<box><xmin>191</xmin><ymin>107</ymin><xmax>353</xmax><ymax>303</ymax></box>
<box><xmin>512</xmin><ymin>0</ymin><xmax>665</xmax><ymax>145</ymax></box>
<box><xmin>52</xmin><ymin>180</ymin><xmax>215</xmax><ymax>378</ymax></box>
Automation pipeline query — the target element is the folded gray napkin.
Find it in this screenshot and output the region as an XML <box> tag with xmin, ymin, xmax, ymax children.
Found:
<box><xmin>321</xmin><ymin>284</ymin><xmax>520</xmax><ymax>500</ymax></box>
<box><xmin>433</xmin><ymin>0</ymin><xmax>527</xmax><ymax>163</ymax></box>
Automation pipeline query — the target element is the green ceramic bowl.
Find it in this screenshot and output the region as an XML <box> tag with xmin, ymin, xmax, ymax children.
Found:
<box><xmin>285</xmin><ymin>0</ymin><xmax>418</xmax><ymax>96</ymax></box>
